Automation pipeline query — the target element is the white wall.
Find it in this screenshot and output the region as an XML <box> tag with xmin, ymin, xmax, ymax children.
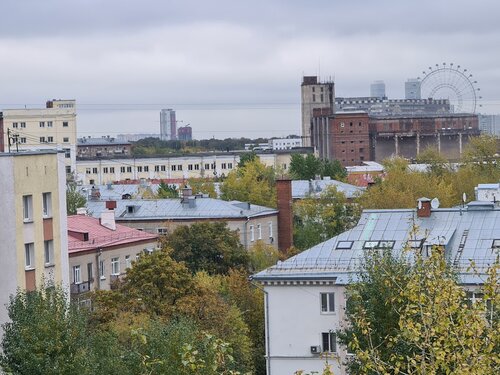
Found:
<box><xmin>265</xmin><ymin>283</ymin><xmax>348</xmax><ymax>375</ymax></box>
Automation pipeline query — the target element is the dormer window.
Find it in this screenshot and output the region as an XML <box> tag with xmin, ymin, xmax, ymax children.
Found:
<box><xmin>127</xmin><ymin>206</ymin><xmax>135</xmax><ymax>214</ymax></box>
<box><xmin>336</xmin><ymin>241</ymin><xmax>353</xmax><ymax>250</ymax></box>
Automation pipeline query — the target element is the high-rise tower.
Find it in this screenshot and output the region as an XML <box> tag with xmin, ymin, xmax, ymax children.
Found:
<box><xmin>160</xmin><ymin>109</ymin><xmax>177</xmax><ymax>141</ymax></box>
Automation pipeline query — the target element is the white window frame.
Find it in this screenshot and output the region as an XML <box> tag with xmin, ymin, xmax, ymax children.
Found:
<box><xmin>321</xmin><ymin>331</ymin><xmax>337</xmax><ymax>353</ymax></box>
<box><xmin>257</xmin><ymin>224</ymin><xmax>262</xmax><ymax>240</ymax></box>
<box><xmin>320</xmin><ymin>292</ymin><xmax>335</xmax><ymax>313</ymax></box>
<box><xmin>42</xmin><ymin>192</ymin><xmax>52</xmax><ymax>218</ymax></box>
<box><xmin>268</xmin><ymin>221</ymin><xmax>273</xmax><ymax>239</ymax></box>
<box><xmin>99</xmin><ymin>260</ymin><xmax>105</xmax><ymax>279</ymax></box>
<box><xmin>25</xmin><ymin>243</ymin><xmax>34</xmax><ymax>269</ymax></box>
<box><xmin>111</xmin><ymin>257</ymin><xmax>120</xmax><ymax>275</ymax></box>
<box><xmin>44</xmin><ymin>240</ymin><xmax>54</xmax><ymax>265</ymax></box>
<box><xmin>23</xmin><ymin>195</ymin><xmax>33</xmax><ymax>222</ymax></box>
<box><xmin>125</xmin><ymin>255</ymin><xmax>132</xmax><ymax>269</ymax></box>
<box><xmin>249</xmin><ymin>225</ymin><xmax>255</xmax><ymax>242</ymax></box>
<box><xmin>73</xmin><ymin>265</ymin><xmax>81</xmax><ymax>284</ymax></box>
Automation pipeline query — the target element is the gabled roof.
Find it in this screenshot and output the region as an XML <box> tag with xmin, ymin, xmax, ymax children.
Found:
<box><xmin>254</xmin><ymin>203</ymin><xmax>500</xmax><ymax>285</ymax></box>
<box><xmin>67</xmin><ymin>215</ymin><xmax>157</xmax><ymax>254</ymax></box>
<box><xmin>86</xmin><ymin>197</ymin><xmax>278</xmax><ymax>221</ymax></box>
<box><xmin>292</xmin><ymin>179</ymin><xmax>364</xmax><ymax>199</ymax></box>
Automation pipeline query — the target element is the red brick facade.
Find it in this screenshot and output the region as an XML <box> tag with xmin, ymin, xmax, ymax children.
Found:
<box><xmin>276</xmin><ymin>179</ymin><xmax>293</xmax><ymax>252</ymax></box>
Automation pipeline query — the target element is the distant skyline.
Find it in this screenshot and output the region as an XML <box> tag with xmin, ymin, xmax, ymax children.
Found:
<box><xmin>1</xmin><ymin>0</ymin><xmax>500</xmax><ymax>138</ymax></box>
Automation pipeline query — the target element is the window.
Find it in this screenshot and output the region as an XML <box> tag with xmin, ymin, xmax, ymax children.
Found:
<box><xmin>161</xmin><ymin>165</ymin><xmax>166</xmax><ymax>171</ymax></box>
<box><xmin>103</xmin><ymin>167</ymin><xmax>109</xmax><ymax>173</ymax></box>
<box><xmin>268</xmin><ymin>222</ymin><xmax>273</xmax><ymax>239</ymax></box>
<box><xmin>194</xmin><ymin>164</ymin><xmax>200</xmax><ymax>170</ymax></box>
<box><xmin>65</xmin><ymin>166</ymin><xmax>71</xmax><ymax>174</ymax></box>
<box><xmin>336</xmin><ymin>241</ymin><xmax>353</xmax><ymax>249</ymax></box>
<box><xmin>188</xmin><ymin>164</ymin><xmax>193</xmax><ymax>171</ymax></box>
<box><xmin>144</xmin><ymin>166</ymin><xmax>149</xmax><ymax>172</ymax></box>
<box><xmin>125</xmin><ymin>255</ymin><xmax>132</xmax><ymax>269</ymax></box>
<box><xmin>39</xmin><ymin>121</ymin><xmax>45</xmax><ymax>128</ymax></box>
<box><xmin>228</xmin><ymin>163</ymin><xmax>233</xmax><ymax>169</ymax></box>
<box><xmin>42</xmin><ymin>192</ymin><xmax>52</xmax><ymax>217</ymax></box>
<box><xmin>47</xmin><ymin>121</ymin><xmax>53</xmax><ymax>127</ymax></box>
<box><xmin>157</xmin><ymin>228</ymin><xmax>168</xmax><ymax>235</ymax></box>
<box><xmin>99</xmin><ymin>260</ymin><xmax>105</xmax><ymax>279</ymax></box>
<box><xmin>20</xmin><ymin>122</ymin><xmax>26</xmax><ymax>128</ymax></box>
<box><xmin>320</xmin><ymin>293</ymin><xmax>335</xmax><ymax>313</ymax></box>
<box><xmin>322</xmin><ymin>332</ymin><xmax>337</xmax><ymax>353</ymax></box>
<box><xmin>23</xmin><ymin>195</ymin><xmax>33</xmax><ymax>222</ymax></box>
<box><xmin>44</xmin><ymin>240</ymin><xmax>54</xmax><ymax>265</ymax></box>
<box><xmin>378</xmin><ymin>241</ymin><xmax>395</xmax><ymax>249</ymax></box>
<box><xmin>154</xmin><ymin>165</ymin><xmax>160</xmax><ymax>172</ymax></box>
<box><xmin>178</xmin><ymin>165</ymin><xmax>183</xmax><ymax>171</ymax></box>
<box><xmin>127</xmin><ymin>166</ymin><xmax>132</xmax><ymax>173</ymax></box>
<box><xmin>492</xmin><ymin>239</ymin><xmax>500</xmax><ymax>249</ymax></box>
<box><xmin>64</xmin><ymin>149</ymin><xmax>71</xmax><ymax>158</ymax></box>
<box><xmin>204</xmin><ymin>163</ymin><xmax>210</xmax><ymax>170</ymax></box>
<box><xmin>250</xmin><ymin>225</ymin><xmax>255</xmax><ymax>242</ymax></box>
<box><xmin>87</xmin><ymin>263</ymin><xmax>93</xmax><ymax>282</ymax></box>
<box><xmin>363</xmin><ymin>241</ymin><xmax>379</xmax><ymax>249</ymax></box>
<box><xmin>172</xmin><ymin>165</ymin><xmax>177</xmax><ymax>171</ymax></box>
<box><xmin>257</xmin><ymin>224</ymin><xmax>262</xmax><ymax>239</ymax></box>
<box><xmin>92</xmin><ymin>167</ymin><xmax>98</xmax><ymax>174</ymax></box>
<box><xmin>63</xmin><ymin>137</ymin><xmax>69</xmax><ymax>142</ymax></box>
<box><xmin>137</xmin><ymin>166</ymin><xmax>143</xmax><ymax>172</ymax></box>
<box><xmin>111</xmin><ymin>257</ymin><xmax>120</xmax><ymax>275</ymax></box>
<box><xmin>40</xmin><ymin>136</ymin><xmax>46</xmax><ymax>143</ymax></box>
<box><xmin>25</xmin><ymin>243</ymin><xmax>34</xmax><ymax>269</ymax></box>
<box><xmin>20</xmin><ymin>137</ymin><xmax>26</xmax><ymax>144</ymax></box>
<box><xmin>110</xmin><ymin>167</ymin><xmax>115</xmax><ymax>173</ymax></box>
<box><xmin>312</xmin><ymin>94</ymin><xmax>316</xmax><ymax>102</ymax></box>
<box><xmin>63</xmin><ymin>121</ymin><xmax>68</xmax><ymax>127</ymax></box>
<box><xmin>73</xmin><ymin>265</ymin><xmax>81</xmax><ymax>284</ymax></box>
<box><xmin>221</xmin><ymin>163</ymin><xmax>227</xmax><ymax>169</ymax></box>
<box><xmin>12</xmin><ymin>122</ymin><xmax>18</xmax><ymax>128</ymax></box>
<box><xmin>120</xmin><ymin>166</ymin><xmax>126</xmax><ymax>173</ymax></box>
<box><xmin>86</xmin><ymin>168</ymin><xmax>91</xmax><ymax>174</ymax></box>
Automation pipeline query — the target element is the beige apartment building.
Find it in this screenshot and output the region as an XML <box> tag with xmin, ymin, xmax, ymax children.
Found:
<box><xmin>0</xmin><ymin>150</ymin><xmax>69</xmax><ymax>331</ymax></box>
<box><xmin>0</xmin><ymin>99</ymin><xmax>77</xmax><ymax>174</ymax></box>
<box><xmin>75</xmin><ymin>150</ymin><xmax>306</xmax><ymax>185</ymax></box>
<box><xmin>67</xmin><ymin>214</ymin><xmax>158</xmax><ymax>301</ymax></box>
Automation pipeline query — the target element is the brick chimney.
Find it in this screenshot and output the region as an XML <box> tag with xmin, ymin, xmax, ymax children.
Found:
<box><xmin>417</xmin><ymin>197</ymin><xmax>431</xmax><ymax>218</ymax></box>
<box><xmin>106</xmin><ymin>200</ymin><xmax>117</xmax><ymax>210</ymax></box>
<box><xmin>276</xmin><ymin>179</ymin><xmax>293</xmax><ymax>251</ymax></box>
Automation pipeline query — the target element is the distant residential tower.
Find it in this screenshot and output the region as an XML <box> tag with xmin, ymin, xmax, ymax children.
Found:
<box><xmin>160</xmin><ymin>109</ymin><xmax>177</xmax><ymax>141</ymax></box>
<box><xmin>405</xmin><ymin>78</ymin><xmax>421</xmax><ymax>99</ymax></box>
<box><xmin>370</xmin><ymin>80</ymin><xmax>386</xmax><ymax>98</ymax></box>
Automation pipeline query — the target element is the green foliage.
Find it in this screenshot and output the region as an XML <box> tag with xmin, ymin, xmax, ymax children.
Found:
<box><xmin>415</xmin><ymin>146</ymin><xmax>451</xmax><ymax>176</ymax></box>
<box><xmin>66</xmin><ymin>182</ymin><xmax>86</xmax><ymax>214</ymax></box>
<box><xmin>238</xmin><ymin>151</ymin><xmax>257</xmax><ymax>168</ymax></box>
<box><xmin>188</xmin><ymin>178</ymin><xmax>217</xmax><ymax>198</ymax></box>
<box><xmin>0</xmin><ymin>287</ymin><xmax>89</xmax><ymax>375</ymax></box>
<box><xmin>220</xmin><ymin>158</ymin><xmax>276</xmax><ymax>207</ymax></box>
<box><xmin>248</xmin><ymin>240</ymin><xmax>281</xmax><ymax>272</ymax></box>
<box><xmin>157</xmin><ymin>182</ymin><xmax>179</xmax><ymax>198</ymax></box>
<box><xmin>165</xmin><ymin>222</ymin><xmax>249</xmax><ymax>275</ymax></box>
<box><xmin>339</xmin><ymin>246</ymin><xmax>500</xmax><ymax>374</ymax></box>
<box><xmin>289</xmin><ymin>154</ymin><xmax>347</xmax><ymax>181</ymax></box>
<box><xmin>294</xmin><ymin>186</ymin><xmax>360</xmax><ymax>250</ymax></box>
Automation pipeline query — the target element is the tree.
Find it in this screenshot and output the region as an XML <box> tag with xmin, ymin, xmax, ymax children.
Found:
<box><xmin>289</xmin><ymin>154</ymin><xmax>346</xmax><ymax>181</ymax></box>
<box><xmin>294</xmin><ymin>186</ymin><xmax>360</xmax><ymax>250</ymax></box>
<box><xmin>1</xmin><ymin>287</ymin><xmax>89</xmax><ymax>375</ymax></box>
<box><xmin>66</xmin><ymin>182</ymin><xmax>86</xmax><ymax>214</ymax></box>
<box><xmin>238</xmin><ymin>151</ymin><xmax>257</xmax><ymax>168</ymax></box>
<box><xmin>248</xmin><ymin>240</ymin><xmax>282</xmax><ymax>273</ymax></box>
<box><xmin>165</xmin><ymin>222</ymin><xmax>249</xmax><ymax>275</ymax></box>
<box><xmin>338</xmin><ymin>247</ymin><xmax>500</xmax><ymax>374</ymax></box>
<box><xmin>220</xmin><ymin>159</ymin><xmax>276</xmax><ymax>208</ymax></box>
<box><xmin>157</xmin><ymin>182</ymin><xmax>179</xmax><ymax>198</ymax></box>
<box><xmin>188</xmin><ymin>178</ymin><xmax>217</xmax><ymax>198</ymax></box>
<box><xmin>415</xmin><ymin>146</ymin><xmax>451</xmax><ymax>176</ymax></box>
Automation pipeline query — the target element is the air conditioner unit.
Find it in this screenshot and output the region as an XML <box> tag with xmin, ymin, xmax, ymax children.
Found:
<box><xmin>310</xmin><ymin>346</ymin><xmax>321</xmax><ymax>354</ymax></box>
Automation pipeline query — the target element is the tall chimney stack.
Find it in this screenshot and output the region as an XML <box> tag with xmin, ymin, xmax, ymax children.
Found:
<box><xmin>417</xmin><ymin>197</ymin><xmax>431</xmax><ymax>218</ymax></box>
<box><xmin>276</xmin><ymin>179</ymin><xmax>293</xmax><ymax>251</ymax></box>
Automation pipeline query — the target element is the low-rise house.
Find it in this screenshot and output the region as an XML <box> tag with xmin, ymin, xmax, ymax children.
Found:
<box><xmin>253</xmin><ymin>198</ymin><xmax>499</xmax><ymax>375</ymax></box>
<box><xmin>67</xmin><ymin>213</ymin><xmax>158</xmax><ymax>299</ymax></box>
<box><xmin>77</xmin><ymin>136</ymin><xmax>132</xmax><ymax>158</ymax></box>
<box><xmin>85</xmin><ymin>192</ymin><xmax>279</xmax><ymax>249</ymax></box>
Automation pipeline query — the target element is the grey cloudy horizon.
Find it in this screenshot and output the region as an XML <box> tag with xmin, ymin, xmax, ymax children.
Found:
<box><xmin>1</xmin><ymin>0</ymin><xmax>499</xmax><ymax>139</ymax></box>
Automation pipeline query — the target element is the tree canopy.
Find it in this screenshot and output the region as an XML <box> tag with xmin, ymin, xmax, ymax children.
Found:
<box><xmin>289</xmin><ymin>154</ymin><xmax>347</xmax><ymax>181</ymax></box>
<box><xmin>66</xmin><ymin>182</ymin><xmax>86</xmax><ymax>214</ymax></box>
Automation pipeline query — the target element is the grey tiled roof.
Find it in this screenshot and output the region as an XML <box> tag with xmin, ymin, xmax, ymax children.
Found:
<box><xmin>292</xmin><ymin>179</ymin><xmax>365</xmax><ymax>199</ymax></box>
<box><xmin>86</xmin><ymin>197</ymin><xmax>277</xmax><ymax>221</ymax></box>
<box><xmin>254</xmin><ymin>203</ymin><xmax>500</xmax><ymax>284</ymax></box>
<box><xmin>79</xmin><ymin>184</ymin><xmax>164</xmax><ymax>200</ymax></box>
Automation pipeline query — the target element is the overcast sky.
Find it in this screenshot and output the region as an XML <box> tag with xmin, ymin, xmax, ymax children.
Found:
<box><xmin>1</xmin><ymin>0</ymin><xmax>499</xmax><ymax>139</ymax></box>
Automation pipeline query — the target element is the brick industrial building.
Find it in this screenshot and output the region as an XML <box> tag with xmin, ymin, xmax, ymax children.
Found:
<box><xmin>312</xmin><ymin>110</ymin><xmax>479</xmax><ymax>166</ymax></box>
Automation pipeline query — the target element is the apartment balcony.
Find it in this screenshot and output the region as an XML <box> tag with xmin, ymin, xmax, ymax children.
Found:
<box><xmin>70</xmin><ymin>281</ymin><xmax>92</xmax><ymax>294</ymax></box>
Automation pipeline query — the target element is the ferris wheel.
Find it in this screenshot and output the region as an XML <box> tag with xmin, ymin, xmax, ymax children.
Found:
<box><xmin>418</xmin><ymin>63</ymin><xmax>481</xmax><ymax>114</ymax></box>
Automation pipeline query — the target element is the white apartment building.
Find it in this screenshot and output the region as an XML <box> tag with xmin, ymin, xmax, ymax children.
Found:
<box><xmin>253</xmin><ymin>198</ymin><xmax>498</xmax><ymax>374</ymax></box>
<box><xmin>0</xmin><ymin>150</ymin><xmax>69</xmax><ymax>334</ymax></box>
<box><xmin>0</xmin><ymin>99</ymin><xmax>77</xmax><ymax>173</ymax></box>
<box><xmin>269</xmin><ymin>138</ymin><xmax>302</xmax><ymax>150</ymax></box>
<box><xmin>75</xmin><ymin>151</ymin><xmax>300</xmax><ymax>185</ymax></box>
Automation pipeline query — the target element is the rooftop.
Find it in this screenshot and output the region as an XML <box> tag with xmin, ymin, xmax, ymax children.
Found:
<box><xmin>78</xmin><ymin>137</ymin><xmax>131</xmax><ymax>146</ymax></box>
<box><xmin>254</xmin><ymin>203</ymin><xmax>500</xmax><ymax>284</ymax></box>
<box><xmin>68</xmin><ymin>215</ymin><xmax>157</xmax><ymax>253</ymax></box>
<box><xmin>292</xmin><ymin>179</ymin><xmax>365</xmax><ymax>199</ymax></box>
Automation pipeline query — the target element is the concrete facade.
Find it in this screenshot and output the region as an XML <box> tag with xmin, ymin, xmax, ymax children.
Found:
<box><xmin>405</xmin><ymin>78</ymin><xmax>421</xmax><ymax>99</ymax></box>
<box><xmin>0</xmin><ymin>151</ymin><xmax>69</xmax><ymax>333</ymax></box>
<box><xmin>301</xmin><ymin>76</ymin><xmax>335</xmax><ymax>147</ymax></box>
<box><xmin>370</xmin><ymin>80</ymin><xmax>386</xmax><ymax>98</ymax></box>
<box><xmin>0</xmin><ymin>100</ymin><xmax>77</xmax><ymax>173</ymax></box>
<box><xmin>77</xmin><ymin>136</ymin><xmax>132</xmax><ymax>158</ymax></box>
<box><xmin>160</xmin><ymin>109</ymin><xmax>177</xmax><ymax>141</ymax></box>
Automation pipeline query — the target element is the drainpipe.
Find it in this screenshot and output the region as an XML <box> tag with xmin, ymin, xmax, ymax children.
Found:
<box><xmin>96</xmin><ymin>248</ymin><xmax>102</xmax><ymax>290</ymax></box>
<box><xmin>244</xmin><ymin>216</ymin><xmax>250</xmax><ymax>250</ymax></box>
<box><xmin>251</xmin><ymin>280</ymin><xmax>271</xmax><ymax>375</ymax></box>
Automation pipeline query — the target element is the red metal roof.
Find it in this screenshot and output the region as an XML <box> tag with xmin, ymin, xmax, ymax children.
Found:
<box><xmin>67</xmin><ymin>215</ymin><xmax>157</xmax><ymax>254</ymax></box>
